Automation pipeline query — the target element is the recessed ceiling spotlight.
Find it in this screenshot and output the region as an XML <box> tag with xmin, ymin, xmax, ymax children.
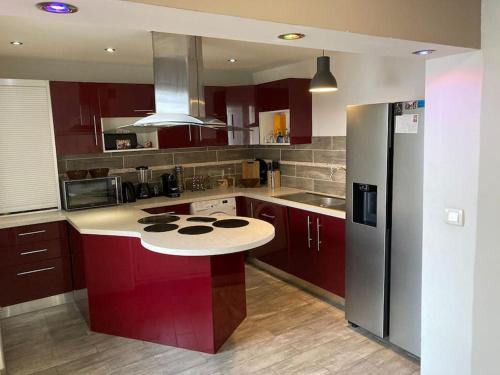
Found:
<box><xmin>37</xmin><ymin>2</ymin><xmax>78</xmax><ymax>14</ymax></box>
<box><xmin>227</xmin><ymin>58</ymin><xmax>237</xmax><ymax>63</ymax></box>
<box><xmin>278</xmin><ymin>33</ymin><xmax>305</xmax><ymax>41</ymax></box>
<box><xmin>10</xmin><ymin>41</ymin><xmax>23</xmax><ymax>46</ymax></box>
<box><xmin>105</xmin><ymin>47</ymin><xmax>116</xmax><ymax>53</ymax></box>
<box><xmin>412</xmin><ymin>49</ymin><xmax>435</xmax><ymax>56</ymax></box>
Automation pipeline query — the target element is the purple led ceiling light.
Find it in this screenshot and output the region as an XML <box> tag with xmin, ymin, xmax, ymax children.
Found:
<box><xmin>37</xmin><ymin>2</ymin><xmax>78</xmax><ymax>14</ymax></box>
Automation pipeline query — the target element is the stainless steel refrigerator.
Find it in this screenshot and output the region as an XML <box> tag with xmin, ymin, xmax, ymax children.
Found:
<box><xmin>345</xmin><ymin>101</ymin><xmax>424</xmax><ymax>357</ymax></box>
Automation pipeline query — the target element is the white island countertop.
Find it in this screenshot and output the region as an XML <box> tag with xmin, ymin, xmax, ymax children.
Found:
<box><xmin>65</xmin><ymin>205</ymin><xmax>275</xmax><ymax>256</ymax></box>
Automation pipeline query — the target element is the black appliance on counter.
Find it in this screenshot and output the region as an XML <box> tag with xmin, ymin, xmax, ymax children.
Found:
<box><xmin>136</xmin><ymin>166</ymin><xmax>152</xmax><ymax>199</ymax></box>
<box><xmin>161</xmin><ymin>173</ymin><xmax>181</xmax><ymax>198</ymax></box>
<box><xmin>122</xmin><ymin>181</ymin><xmax>136</xmax><ymax>203</ymax></box>
<box><xmin>256</xmin><ymin>158</ymin><xmax>268</xmax><ymax>185</ymax></box>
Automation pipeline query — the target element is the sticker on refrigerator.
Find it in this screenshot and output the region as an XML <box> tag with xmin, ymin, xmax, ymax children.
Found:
<box><xmin>395</xmin><ymin>114</ymin><xmax>419</xmax><ymax>134</ymax></box>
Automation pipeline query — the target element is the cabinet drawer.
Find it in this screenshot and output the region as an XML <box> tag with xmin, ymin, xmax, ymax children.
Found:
<box><xmin>0</xmin><ymin>221</ymin><xmax>67</xmax><ymax>246</ymax></box>
<box><xmin>0</xmin><ymin>237</ymin><xmax>69</xmax><ymax>267</ymax></box>
<box><xmin>0</xmin><ymin>257</ymin><xmax>72</xmax><ymax>307</ymax></box>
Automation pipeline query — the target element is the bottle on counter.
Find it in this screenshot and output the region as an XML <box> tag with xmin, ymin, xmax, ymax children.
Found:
<box><xmin>174</xmin><ymin>166</ymin><xmax>184</xmax><ymax>192</ymax></box>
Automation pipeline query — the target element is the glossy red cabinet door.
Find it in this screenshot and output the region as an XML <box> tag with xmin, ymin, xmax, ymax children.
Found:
<box><xmin>158</xmin><ymin>125</ymin><xmax>197</xmax><ymax>149</ymax></box>
<box><xmin>50</xmin><ymin>81</ymin><xmax>102</xmax><ymax>155</ymax></box>
<box><xmin>288</xmin><ymin>207</ymin><xmax>316</xmax><ymax>284</ymax></box>
<box><xmin>98</xmin><ymin>83</ymin><xmax>155</xmax><ymax>117</ymax></box>
<box><xmin>315</xmin><ymin>214</ymin><xmax>345</xmax><ymax>297</ymax></box>
<box><xmin>202</xmin><ymin>86</ymin><xmax>228</xmax><ymax>146</ymax></box>
<box><xmin>256</xmin><ymin>78</ymin><xmax>312</xmax><ymax>144</ymax></box>
<box><xmin>249</xmin><ymin>200</ymin><xmax>289</xmax><ymax>272</ymax></box>
<box><xmin>0</xmin><ymin>257</ymin><xmax>72</xmax><ymax>306</ymax></box>
<box><xmin>68</xmin><ymin>225</ymin><xmax>86</xmax><ymax>290</ymax></box>
<box><xmin>226</xmin><ymin>85</ymin><xmax>257</xmax><ymax>145</ymax></box>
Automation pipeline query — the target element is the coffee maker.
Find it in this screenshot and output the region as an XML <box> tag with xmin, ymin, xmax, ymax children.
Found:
<box><xmin>136</xmin><ymin>166</ymin><xmax>152</xmax><ymax>199</ymax></box>
<box><xmin>161</xmin><ymin>173</ymin><xmax>181</xmax><ymax>198</ymax></box>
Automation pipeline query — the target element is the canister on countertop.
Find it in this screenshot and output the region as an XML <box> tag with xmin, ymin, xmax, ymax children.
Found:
<box><xmin>267</xmin><ymin>160</ymin><xmax>281</xmax><ymax>190</ymax></box>
<box><xmin>174</xmin><ymin>166</ymin><xmax>184</xmax><ymax>192</ymax></box>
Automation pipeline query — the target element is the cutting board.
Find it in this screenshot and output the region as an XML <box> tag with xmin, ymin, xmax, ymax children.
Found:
<box><xmin>241</xmin><ymin>160</ymin><xmax>260</xmax><ymax>183</ymax></box>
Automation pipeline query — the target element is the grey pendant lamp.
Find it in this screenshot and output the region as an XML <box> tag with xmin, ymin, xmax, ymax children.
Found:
<box><xmin>309</xmin><ymin>51</ymin><xmax>338</xmax><ymax>93</ymax></box>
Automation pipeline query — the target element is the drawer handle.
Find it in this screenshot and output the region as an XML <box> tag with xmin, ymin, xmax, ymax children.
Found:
<box><xmin>17</xmin><ymin>267</ymin><xmax>55</xmax><ymax>276</ymax></box>
<box><xmin>260</xmin><ymin>213</ymin><xmax>276</xmax><ymax>220</ymax></box>
<box><xmin>20</xmin><ymin>248</ymin><xmax>48</xmax><ymax>256</ymax></box>
<box><xmin>18</xmin><ymin>230</ymin><xmax>46</xmax><ymax>237</ymax></box>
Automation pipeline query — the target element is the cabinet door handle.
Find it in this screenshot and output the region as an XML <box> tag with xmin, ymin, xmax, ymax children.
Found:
<box><xmin>20</xmin><ymin>248</ymin><xmax>48</xmax><ymax>256</ymax></box>
<box><xmin>133</xmin><ymin>109</ymin><xmax>155</xmax><ymax>112</ymax></box>
<box><xmin>260</xmin><ymin>213</ymin><xmax>275</xmax><ymax>220</ymax></box>
<box><xmin>17</xmin><ymin>267</ymin><xmax>55</xmax><ymax>276</ymax></box>
<box><xmin>316</xmin><ymin>217</ymin><xmax>322</xmax><ymax>252</ymax></box>
<box><xmin>231</xmin><ymin>114</ymin><xmax>235</xmax><ymax>139</ymax></box>
<box><xmin>307</xmin><ymin>216</ymin><xmax>312</xmax><ymax>248</ymax></box>
<box><xmin>18</xmin><ymin>230</ymin><xmax>46</xmax><ymax>237</ymax></box>
<box><xmin>93</xmin><ymin>114</ymin><xmax>98</xmax><ymax>146</ymax></box>
<box><xmin>188</xmin><ymin>125</ymin><xmax>192</xmax><ymax>142</ymax></box>
<box><xmin>250</xmin><ymin>202</ymin><xmax>254</xmax><ymax>218</ymax></box>
<box><xmin>199</xmin><ymin>127</ymin><xmax>203</xmax><ymax>141</ymax></box>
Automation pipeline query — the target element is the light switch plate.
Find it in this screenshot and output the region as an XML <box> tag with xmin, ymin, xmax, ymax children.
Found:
<box><xmin>445</xmin><ymin>208</ymin><xmax>464</xmax><ymax>226</ymax></box>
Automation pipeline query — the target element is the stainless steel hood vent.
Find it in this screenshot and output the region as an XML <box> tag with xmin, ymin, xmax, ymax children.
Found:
<box><xmin>120</xmin><ymin>32</ymin><xmax>226</xmax><ymax>131</ymax></box>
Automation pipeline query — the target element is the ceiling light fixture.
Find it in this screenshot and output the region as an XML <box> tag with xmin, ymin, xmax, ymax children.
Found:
<box><xmin>227</xmin><ymin>58</ymin><xmax>237</xmax><ymax>63</ymax></box>
<box><xmin>309</xmin><ymin>51</ymin><xmax>338</xmax><ymax>93</ymax></box>
<box><xmin>412</xmin><ymin>49</ymin><xmax>435</xmax><ymax>56</ymax></box>
<box><xmin>10</xmin><ymin>41</ymin><xmax>23</xmax><ymax>46</ymax></box>
<box><xmin>37</xmin><ymin>2</ymin><xmax>78</xmax><ymax>14</ymax></box>
<box><xmin>105</xmin><ymin>47</ymin><xmax>116</xmax><ymax>53</ymax></box>
<box><xmin>278</xmin><ymin>33</ymin><xmax>305</xmax><ymax>41</ymax></box>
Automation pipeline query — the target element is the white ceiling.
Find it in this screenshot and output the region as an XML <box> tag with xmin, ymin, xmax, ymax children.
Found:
<box><xmin>0</xmin><ymin>15</ymin><xmax>320</xmax><ymax>73</ymax></box>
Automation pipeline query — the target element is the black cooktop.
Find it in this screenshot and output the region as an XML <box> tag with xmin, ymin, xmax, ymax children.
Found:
<box><xmin>178</xmin><ymin>226</ymin><xmax>214</xmax><ymax>235</ymax></box>
<box><xmin>138</xmin><ymin>215</ymin><xmax>180</xmax><ymax>224</ymax></box>
<box><xmin>212</xmin><ymin>219</ymin><xmax>249</xmax><ymax>228</ymax></box>
<box><xmin>186</xmin><ymin>216</ymin><xmax>218</xmax><ymax>223</ymax></box>
<box><xmin>144</xmin><ymin>223</ymin><xmax>179</xmax><ymax>232</ymax></box>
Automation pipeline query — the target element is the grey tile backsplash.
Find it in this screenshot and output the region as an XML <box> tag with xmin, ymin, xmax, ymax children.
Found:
<box><xmin>57</xmin><ymin>136</ymin><xmax>347</xmax><ymax>197</ymax></box>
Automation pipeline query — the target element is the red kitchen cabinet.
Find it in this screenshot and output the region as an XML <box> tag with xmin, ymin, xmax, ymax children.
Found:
<box><xmin>257</xmin><ymin>78</ymin><xmax>312</xmax><ymax>144</ymax></box>
<box><xmin>226</xmin><ymin>85</ymin><xmax>257</xmax><ymax>145</ymax></box>
<box><xmin>288</xmin><ymin>207</ymin><xmax>345</xmax><ymax>297</ymax></box>
<box><xmin>50</xmin><ymin>81</ymin><xmax>103</xmax><ymax>155</ymax></box>
<box><xmin>158</xmin><ymin>126</ymin><xmax>198</xmax><ymax>149</ymax></box>
<box><xmin>142</xmin><ymin>203</ymin><xmax>191</xmax><ymax>215</ymax></box>
<box><xmin>98</xmin><ymin>83</ymin><xmax>155</xmax><ymax>117</ymax></box>
<box><xmin>236</xmin><ymin>196</ymin><xmax>252</xmax><ymax>217</ymax></box>
<box><xmin>0</xmin><ymin>221</ymin><xmax>72</xmax><ymax>307</ymax></box>
<box><xmin>247</xmin><ymin>199</ymin><xmax>289</xmax><ymax>273</ymax></box>
<box><xmin>314</xmin><ymin>214</ymin><xmax>345</xmax><ymax>297</ymax></box>
<box><xmin>69</xmin><ymin>225</ymin><xmax>86</xmax><ymax>290</ymax></box>
<box><xmin>288</xmin><ymin>207</ymin><xmax>316</xmax><ymax>284</ymax></box>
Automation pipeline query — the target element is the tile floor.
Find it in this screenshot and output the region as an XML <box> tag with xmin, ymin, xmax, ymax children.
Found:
<box><xmin>1</xmin><ymin>266</ymin><xmax>420</xmax><ymax>375</ymax></box>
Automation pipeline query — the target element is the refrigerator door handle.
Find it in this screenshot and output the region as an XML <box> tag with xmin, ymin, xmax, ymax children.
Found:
<box><xmin>316</xmin><ymin>218</ymin><xmax>322</xmax><ymax>252</ymax></box>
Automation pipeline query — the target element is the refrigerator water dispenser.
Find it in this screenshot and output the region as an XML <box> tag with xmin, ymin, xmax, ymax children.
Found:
<box><xmin>352</xmin><ymin>183</ymin><xmax>377</xmax><ymax>227</ymax></box>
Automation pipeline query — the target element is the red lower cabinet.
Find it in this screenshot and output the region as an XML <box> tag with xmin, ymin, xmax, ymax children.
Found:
<box><xmin>0</xmin><ymin>257</ymin><xmax>72</xmax><ymax>306</ymax></box>
<box><xmin>247</xmin><ymin>199</ymin><xmax>289</xmax><ymax>273</ymax></box>
<box><xmin>83</xmin><ymin>234</ymin><xmax>246</xmax><ymax>353</ymax></box>
<box><xmin>0</xmin><ymin>221</ymin><xmax>72</xmax><ymax>307</ymax></box>
<box><xmin>288</xmin><ymin>207</ymin><xmax>346</xmax><ymax>298</ymax></box>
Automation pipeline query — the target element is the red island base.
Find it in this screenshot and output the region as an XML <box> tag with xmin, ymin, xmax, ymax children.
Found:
<box><xmin>82</xmin><ymin>235</ymin><xmax>246</xmax><ymax>354</ymax></box>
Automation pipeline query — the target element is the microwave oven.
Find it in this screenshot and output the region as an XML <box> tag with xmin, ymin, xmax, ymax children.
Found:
<box><xmin>60</xmin><ymin>176</ymin><xmax>122</xmax><ymax>211</ymax></box>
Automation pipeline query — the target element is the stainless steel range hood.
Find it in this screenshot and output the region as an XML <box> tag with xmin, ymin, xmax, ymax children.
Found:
<box><xmin>120</xmin><ymin>32</ymin><xmax>226</xmax><ymax>131</ymax></box>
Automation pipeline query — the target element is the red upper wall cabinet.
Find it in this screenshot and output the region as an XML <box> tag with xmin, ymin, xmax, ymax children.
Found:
<box><xmin>98</xmin><ymin>83</ymin><xmax>155</xmax><ymax>117</ymax></box>
<box><xmin>257</xmin><ymin>78</ymin><xmax>312</xmax><ymax>144</ymax></box>
<box><xmin>50</xmin><ymin>81</ymin><xmax>103</xmax><ymax>156</ymax></box>
<box><xmin>201</xmin><ymin>86</ymin><xmax>228</xmax><ymax>146</ymax></box>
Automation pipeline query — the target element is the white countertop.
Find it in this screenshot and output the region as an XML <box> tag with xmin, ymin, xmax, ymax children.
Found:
<box><xmin>0</xmin><ymin>187</ymin><xmax>345</xmax><ymax>256</ymax></box>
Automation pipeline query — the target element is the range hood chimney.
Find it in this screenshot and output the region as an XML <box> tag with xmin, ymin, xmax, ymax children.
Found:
<box><xmin>122</xmin><ymin>32</ymin><xmax>226</xmax><ymax>130</ymax></box>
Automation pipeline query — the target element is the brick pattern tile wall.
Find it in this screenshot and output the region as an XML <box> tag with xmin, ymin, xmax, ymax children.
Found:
<box><xmin>57</xmin><ymin>136</ymin><xmax>347</xmax><ymax>197</ymax></box>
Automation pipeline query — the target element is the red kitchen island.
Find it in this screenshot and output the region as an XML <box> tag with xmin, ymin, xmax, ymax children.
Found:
<box><xmin>67</xmin><ymin>208</ymin><xmax>275</xmax><ymax>354</ymax></box>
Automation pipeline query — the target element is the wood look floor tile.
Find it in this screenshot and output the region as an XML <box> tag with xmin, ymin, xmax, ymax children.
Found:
<box><xmin>1</xmin><ymin>265</ymin><xmax>419</xmax><ymax>375</ymax></box>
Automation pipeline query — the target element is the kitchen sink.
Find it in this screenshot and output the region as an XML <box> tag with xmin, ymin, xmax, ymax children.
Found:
<box><xmin>278</xmin><ymin>192</ymin><xmax>346</xmax><ymax>211</ymax></box>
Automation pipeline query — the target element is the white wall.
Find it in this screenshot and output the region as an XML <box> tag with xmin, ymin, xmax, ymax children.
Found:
<box><xmin>253</xmin><ymin>52</ymin><xmax>425</xmax><ymax>136</ymax></box>
<box><xmin>471</xmin><ymin>0</ymin><xmax>500</xmax><ymax>373</ymax></box>
<box><xmin>421</xmin><ymin>51</ymin><xmax>482</xmax><ymax>375</ymax></box>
